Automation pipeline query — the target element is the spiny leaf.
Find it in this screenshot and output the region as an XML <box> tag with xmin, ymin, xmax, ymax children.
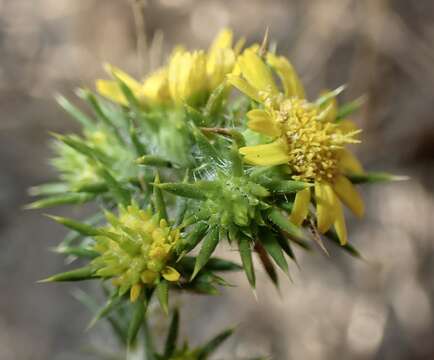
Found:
<box><xmin>193</xmin><ymin>127</ymin><xmax>223</xmax><ymax>165</ymax></box>
<box><xmin>157</xmin><ymin>278</ymin><xmax>169</xmax><ymax>315</ymax></box>
<box><xmin>87</xmin><ymin>293</ymin><xmax>122</xmax><ymax>330</ymax></box>
<box><xmin>39</xmin><ymin>266</ymin><xmax>96</xmax><ymax>283</ymax></box>
<box><xmin>347</xmin><ymin>172</ymin><xmax>409</xmax><ymax>184</ymax></box>
<box><xmin>254</xmin><ymin>241</ymin><xmax>279</xmax><ymax>288</ymax></box>
<box><xmin>262</xmin><ymin>179</ymin><xmax>312</xmax><ymax>193</ymax></box>
<box><xmin>267</xmin><ymin>208</ymin><xmax>304</xmax><ymax>240</ymax></box>
<box><xmin>205</xmin><ymin>82</ymin><xmax>227</xmax><ymax>116</ymax></box>
<box><xmin>157</xmin><ymin>182</ymin><xmax>207</xmax><ymax>200</ymax></box>
<box><xmin>163</xmin><ymin>309</ymin><xmax>179</xmax><ymax>358</ymax></box>
<box><xmin>192</xmin><ymin>226</ymin><xmax>220</xmax><ymax>280</ymax></box>
<box><xmin>152</xmin><ymin>172</ymin><xmax>168</xmax><ymax>221</ymax></box>
<box><xmin>197</xmin><ymin>328</ymin><xmax>234</xmax><ymax>360</ymax></box>
<box><xmin>78</xmin><ymin>89</ymin><xmax>124</xmax><ymax>143</ymax></box>
<box><xmin>136</xmin><ymin>155</ymin><xmax>172</xmax><ymax>167</ymax></box>
<box><xmin>238</xmin><ymin>235</ymin><xmax>255</xmax><ymax>288</ymax></box>
<box><xmin>56</xmin><ymin>94</ymin><xmax>94</xmax><ymax>129</ymax></box>
<box><xmin>45</xmin><ymin>215</ymin><xmax>101</xmax><ymax>237</ymax></box>
<box><xmin>259</xmin><ymin>230</ymin><xmax>289</xmax><ymax>276</ymax></box>
<box><xmin>53</xmin><ymin>246</ymin><xmax>98</xmax><ymax>259</ymax></box>
<box><xmin>336</xmin><ymin>96</ymin><xmax>366</xmax><ymax>121</ymax></box>
<box><xmin>25</xmin><ymin>193</ymin><xmax>96</xmax><ymax>209</ymax></box>
<box><xmin>325</xmin><ymin>230</ymin><xmax>362</xmax><ymax>258</ymax></box>
<box><xmin>96</xmin><ymin>166</ymin><xmax>131</xmax><ymax>205</ymax></box>
<box><xmin>28</xmin><ymin>183</ymin><xmax>69</xmax><ymax>196</ymax></box>
<box><xmin>176</xmin><ymin>222</ymin><xmax>209</xmax><ymax>255</ymax></box>
<box><xmin>127</xmin><ymin>299</ymin><xmax>146</xmax><ymax>346</ymax></box>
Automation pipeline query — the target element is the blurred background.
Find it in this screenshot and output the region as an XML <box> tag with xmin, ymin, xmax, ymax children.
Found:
<box><xmin>1</xmin><ymin>0</ymin><xmax>434</xmax><ymax>359</ymax></box>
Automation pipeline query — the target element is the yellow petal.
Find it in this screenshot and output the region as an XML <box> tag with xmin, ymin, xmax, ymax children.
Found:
<box><xmin>266</xmin><ymin>53</ymin><xmax>305</xmax><ymax>98</ymax></box>
<box><xmin>338</xmin><ymin>149</ymin><xmax>364</xmax><ymax>174</ymax></box>
<box><xmin>290</xmin><ymin>187</ymin><xmax>311</xmax><ymax>226</ymax></box>
<box><xmin>141</xmin><ymin>68</ymin><xmax>170</xmax><ymax>103</ymax></box>
<box><xmin>318</xmin><ymin>97</ymin><xmax>337</xmax><ymax>122</ymax></box>
<box><xmin>239</xmin><ymin>140</ymin><xmax>289</xmax><ymax>166</ymax></box>
<box><xmin>315</xmin><ymin>182</ymin><xmax>337</xmax><ymax>233</ymax></box>
<box><xmin>247</xmin><ymin>109</ymin><xmax>281</xmax><ymax>137</ymax></box>
<box><xmin>333</xmin><ymin>175</ymin><xmax>364</xmax><ymax>217</ymax></box>
<box><xmin>238</xmin><ymin>49</ymin><xmax>278</xmax><ymax>94</ymax></box>
<box><xmin>103</xmin><ymin>63</ymin><xmax>142</xmax><ymax>94</ymax></box>
<box><xmin>227</xmin><ymin>73</ymin><xmax>262</xmax><ymax>102</ymax></box>
<box><xmin>209</xmin><ymin>28</ymin><xmax>233</xmax><ymax>53</ymax></box>
<box><xmin>130</xmin><ymin>283</ymin><xmax>142</xmax><ymax>303</ymax></box>
<box><xmin>96</xmin><ymin>80</ymin><xmax>127</xmax><ymax>105</ymax></box>
<box><xmin>162</xmin><ymin>266</ymin><xmax>180</xmax><ymax>282</ymax></box>
<box><xmin>333</xmin><ymin>197</ymin><xmax>348</xmax><ymax>245</ymax></box>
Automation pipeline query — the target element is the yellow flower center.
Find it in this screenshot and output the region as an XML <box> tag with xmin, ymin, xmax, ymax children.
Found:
<box><xmin>277</xmin><ymin>98</ymin><xmax>358</xmax><ymax>182</ymax></box>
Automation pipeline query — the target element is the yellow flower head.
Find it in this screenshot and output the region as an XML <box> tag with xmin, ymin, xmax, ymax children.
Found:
<box><xmin>168</xmin><ymin>49</ymin><xmax>208</xmax><ymax>106</ymax></box>
<box><xmin>91</xmin><ymin>203</ymin><xmax>181</xmax><ymax>302</ymax></box>
<box><xmin>206</xmin><ymin>28</ymin><xmax>244</xmax><ymax>91</ymax></box>
<box><xmin>231</xmin><ymin>48</ymin><xmax>365</xmax><ymax>245</ymax></box>
<box><xmin>96</xmin><ymin>64</ymin><xmax>170</xmax><ymax>106</ymax></box>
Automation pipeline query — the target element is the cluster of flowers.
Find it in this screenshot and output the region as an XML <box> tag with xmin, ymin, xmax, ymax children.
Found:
<box><xmin>30</xmin><ymin>29</ymin><xmax>397</xmax><ymax>358</ymax></box>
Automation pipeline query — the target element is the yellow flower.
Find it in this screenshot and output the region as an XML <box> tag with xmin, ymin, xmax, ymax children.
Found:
<box><xmin>206</xmin><ymin>28</ymin><xmax>244</xmax><ymax>91</ymax></box>
<box><xmin>167</xmin><ymin>48</ymin><xmax>208</xmax><ymax>106</ymax></box>
<box><xmin>91</xmin><ymin>203</ymin><xmax>181</xmax><ymax>302</ymax></box>
<box><xmin>230</xmin><ymin>49</ymin><xmax>365</xmax><ymax>245</ymax></box>
<box><xmin>96</xmin><ymin>64</ymin><xmax>170</xmax><ymax>106</ymax></box>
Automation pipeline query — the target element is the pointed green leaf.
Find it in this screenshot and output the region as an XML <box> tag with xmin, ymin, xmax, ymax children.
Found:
<box><xmin>192</xmin><ymin>226</ymin><xmax>220</xmax><ymax>279</ymax></box>
<box><xmin>176</xmin><ymin>222</ymin><xmax>208</xmax><ymax>255</ymax></box>
<box><xmin>205</xmin><ymin>83</ymin><xmax>227</xmax><ymax>116</ymax></box>
<box><xmin>157</xmin><ymin>279</ymin><xmax>169</xmax><ymax>315</ymax></box>
<box><xmin>87</xmin><ymin>293</ymin><xmax>122</xmax><ymax>329</ymax></box>
<box><xmin>164</xmin><ymin>309</ymin><xmax>179</xmax><ymax>358</ymax></box>
<box><xmin>54</xmin><ymin>246</ymin><xmax>98</xmax><ymax>259</ymax></box>
<box><xmin>197</xmin><ymin>328</ymin><xmax>234</xmax><ymax>360</ymax></box>
<box><xmin>259</xmin><ymin>230</ymin><xmax>289</xmax><ymax>275</ymax></box>
<box><xmin>262</xmin><ymin>180</ymin><xmax>312</xmax><ymax>193</ymax></box>
<box><xmin>336</xmin><ymin>96</ymin><xmax>366</xmax><ymax>121</ymax></box>
<box><xmin>267</xmin><ymin>208</ymin><xmax>304</xmax><ymax>240</ymax></box>
<box><xmin>136</xmin><ymin>155</ymin><xmax>172</xmax><ymax>167</ymax></box>
<box><xmin>157</xmin><ymin>183</ymin><xmax>207</xmax><ymax>200</ymax></box>
<box><xmin>96</xmin><ymin>166</ymin><xmax>131</xmax><ymax>205</ymax></box>
<box><xmin>127</xmin><ymin>299</ymin><xmax>146</xmax><ymax>346</ymax></box>
<box><xmin>46</xmin><ymin>215</ymin><xmax>101</xmax><ymax>237</ymax></box>
<box><xmin>152</xmin><ymin>172</ymin><xmax>168</xmax><ymax>221</ymax></box>
<box><xmin>28</xmin><ymin>183</ymin><xmax>69</xmax><ymax>196</ymax></box>
<box><xmin>325</xmin><ymin>230</ymin><xmax>362</xmax><ymax>258</ymax></box>
<box><xmin>254</xmin><ymin>241</ymin><xmax>279</xmax><ymax>288</ymax></box>
<box><xmin>25</xmin><ymin>193</ymin><xmax>96</xmax><ymax>209</ymax></box>
<box><xmin>238</xmin><ymin>235</ymin><xmax>255</xmax><ymax>288</ymax></box>
<box><xmin>56</xmin><ymin>94</ymin><xmax>94</xmax><ymax>129</ymax></box>
<box><xmin>39</xmin><ymin>266</ymin><xmax>96</xmax><ymax>282</ymax></box>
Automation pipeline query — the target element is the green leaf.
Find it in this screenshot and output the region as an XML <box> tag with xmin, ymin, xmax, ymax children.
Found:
<box><xmin>127</xmin><ymin>299</ymin><xmax>146</xmax><ymax>347</ymax></box>
<box><xmin>176</xmin><ymin>222</ymin><xmax>209</xmax><ymax>255</ymax></box>
<box><xmin>56</xmin><ymin>94</ymin><xmax>94</xmax><ymax>129</ymax></box>
<box><xmin>53</xmin><ymin>245</ymin><xmax>98</xmax><ymax>259</ymax></box>
<box><xmin>72</xmin><ymin>182</ymin><xmax>108</xmax><ymax>194</ymax></box>
<box><xmin>185</xmin><ymin>104</ymin><xmax>208</xmax><ymax>126</ymax></box>
<box><xmin>238</xmin><ymin>235</ymin><xmax>255</xmax><ymax>288</ymax></box>
<box><xmin>87</xmin><ymin>292</ymin><xmax>122</xmax><ymax>329</ymax></box>
<box><xmin>128</xmin><ymin>123</ymin><xmax>146</xmax><ymax>156</ymax></box>
<box><xmin>46</xmin><ymin>215</ymin><xmax>101</xmax><ymax>237</ymax></box>
<box><xmin>336</xmin><ymin>96</ymin><xmax>366</xmax><ymax>121</ymax></box>
<box><xmin>152</xmin><ymin>172</ymin><xmax>168</xmax><ymax>221</ymax></box>
<box><xmin>28</xmin><ymin>183</ymin><xmax>69</xmax><ymax>196</ymax></box>
<box><xmin>205</xmin><ymin>83</ymin><xmax>227</xmax><ymax>116</ymax></box>
<box><xmin>163</xmin><ymin>309</ymin><xmax>179</xmax><ymax>358</ymax></box>
<box><xmin>325</xmin><ymin>230</ymin><xmax>362</xmax><ymax>258</ymax></box>
<box><xmin>78</xmin><ymin>89</ymin><xmax>124</xmax><ymax>143</ymax></box>
<box><xmin>230</xmin><ymin>144</ymin><xmax>243</xmax><ymax>177</ymax></box>
<box><xmin>192</xmin><ymin>226</ymin><xmax>220</xmax><ymax>280</ymax></box>
<box><xmin>267</xmin><ymin>208</ymin><xmax>304</xmax><ymax>240</ymax></box>
<box><xmin>259</xmin><ymin>230</ymin><xmax>289</xmax><ymax>276</ymax></box>
<box><xmin>315</xmin><ymin>85</ymin><xmax>346</xmax><ymax>107</ymax></box>
<box><xmin>25</xmin><ymin>193</ymin><xmax>96</xmax><ymax>209</ymax></box>
<box><xmin>157</xmin><ymin>279</ymin><xmax>169</xmax><ymax>315</ymax></box>
<box><xmin>157</xmin><ymin>182</ymin><xmax>207</xmax><ymax>200</ymax></box>
<box><xmin>193</xmin><ymin>127</ymin><xmax>223</xmax><ymax>165</ymax></box>
<box><xmin>254</xmin><ymin>241</ymin><xmax>279</xmax><ymax>288</ymax></box>
<box><xmin>96</xmin><ymin>166</ymin><xmax>131</xmax><ymax>205</ymax></box>
<box><xmin>39</xmin><ymin>266</ymin><xmax>96</xmax><ymax>282</ymax></box>
<box><xmin>136</xmin><ymin>155</ymin><xmax>172</xmax><ymax>168</ymax></box>
<box><xmin>262</xmin><ymin>179</ymin><xmax>312</xmax><ymax>193</ymax></box>
<box><xmin>347</xmin><ymin>172</ymin><xmax>408</xmax><ymax>184</ymax></box>
<box><xmin>197</xmin><ymin>328</ymin><xmax>234</xmax><ymax>360</ymax></box>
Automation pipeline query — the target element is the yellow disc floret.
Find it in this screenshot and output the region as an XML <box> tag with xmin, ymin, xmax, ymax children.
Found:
<box><xmin>91</xmin><ymin>204</ymin><xmax>181</xmax><ymax>302</ymax></box>
<box><xmin>276</xmin><ymin>98</ymin><xmax>360</xmax><ymax>182</ymax></box>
